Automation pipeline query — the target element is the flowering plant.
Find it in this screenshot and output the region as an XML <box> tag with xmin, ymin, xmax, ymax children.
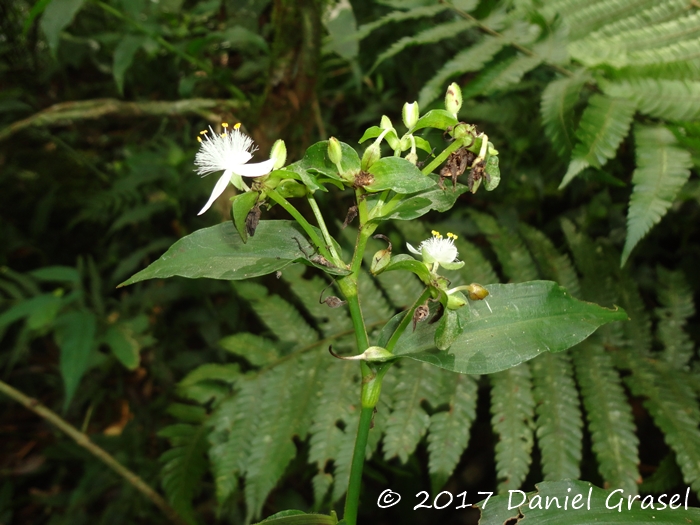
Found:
<box><xmin>122</xmin><ymin>83</ymin><xmax>626</xmax><ymax>525</ymax></box>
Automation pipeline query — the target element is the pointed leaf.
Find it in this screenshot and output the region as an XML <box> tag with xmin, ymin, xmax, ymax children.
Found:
<box><xmin>231</xmin><ymin>190</ymin><xmax>259</xmax><ymax>244</ymax></box>
<box><xmin>392</xmin><ymin>281</ymin><xmax>627</xmax><ymax>374</ymax></box>
<box><xmin>40</xmin><ymin>0</ymin><xmax>86</xmax><ymax>55</ymax></box>
<box><xmin>365</xmin><ymin>157</ymin><xmax>436</xmax><ymax>194</ymax></box>
<box><xmin>541</xmin><ymin>70</ymin><xmax>590</xmax><ymax>157</ymax></box>
<box><xmin>55</xmin><ymin>311</ymin><xmax>96</xmax><ymax>408</ymax></box>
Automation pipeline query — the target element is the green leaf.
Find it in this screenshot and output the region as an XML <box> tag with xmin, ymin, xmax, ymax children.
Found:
<box><xmin>113</xmin><ymin>35</ymin><xmax>145</xmax><ymax>95</ymax></box>
<box><xmin>601</xmin><ymin>78</ymin><xmax>700</xmax><ymax>121</ymax></box>
<box><xmin>461</xmin><ymin>55</ymin><xmax>542</xmax><ymax>99</ymax></box>
<box><xmin>256</xmin><ymin>511</ymin><xmax>338</xmax><ymax>524</ymax></box>
<box><xmin>479</xmin><ymin>480</ymin><xmax>700</xmax><ymax>524</ymax></box>
<box><xmin>380</xmin><ymin>254</ymin><xmax>431</xmax><ymax>284</ymax></box>
<box><xmin>434</xmin><ymin>308</ymin><xmax>463</xmax><ymax>351</ymax></box>
<box><xmin>655</xmin><ymin>267</ymin><xmax>695</xmax><ymax>369</ymax></box>
<box><xmin>392</xmin><ymin>281</ymin><xmax>627</xmax><ymax>375</ymax></box>
<box><xmin>365</xmin><ymin>157</ymin><xmax>436</xmax><ymax>194</ymax></box>
<box><xmin>103</xmin><ymin>323</ymin><xmax>140</xmax><ymax>370</ymax></box>
<box><xmin>490</xmin><ymin>363</ymin><xmax>534</xmax><ymax>493</ymax></box>
<box><xmin>293</xmin><ymin>140</ymin><xmax>359</xmax><ymax>183</ymax></box>
<box><xmin>40</xmin><ymin>0</ymin><xmax>86</xmax><ymax>55</ymax></box>
<box><xmin>55</xmin><ymin>311</ymin><xmax>96</xmax><ymax>409</ymax></box>
<box><xmin>375</xmin><ymin>179</ymin><xmax>469</xmax><ymax>221</ymax></box>
<box><xmin>559</xmin><ymin>95</ymin><xmax>636</xmax><ymax>188</ymax></box>
<box><xmin>621</xmin><ymin>125</ymin><xmax>692</xmax><ymax>266</ymax></box>
<box><xmin>573</xmin><ymin>340</ymin><xmax>640</xmax><ymax>494</ymax></box>
<box><xmin>322</xmin><ymin>0</ymin><xmax>358</xmax><ymax>60</ymax></box>
<box><xmin>541</xmin><ymin>70</ymin><xmax>591</xmax><ymax>157</ymax></box>
<box><xmin>28</xmin><ymin>266</ymin><xmax>80</xmax><ymax>283</ymax></box>
<box><xmin>231</xmin><ymin>190</ymin><xmax>259</xmax><ymax>244</ymax></box>
<box><xmin>411</xmin><ymin>109</ymin><xmax>459</xmax><ymax>132</ymax></box>
<box><xmin>119</xmin><ymin>221</ymin><xmax>346</xmax><ymax>287</ymax></box>
<box><xmin>218</xmin><ymin>333</ymin><xmax>279</xmax><ymax>367</ymax></box>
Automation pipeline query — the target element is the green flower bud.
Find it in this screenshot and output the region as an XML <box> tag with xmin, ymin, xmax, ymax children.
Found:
<box><xmin>380</xmin><ymin>115</ymin><xmax>393</xmax><ymax>130</ymax></box>
<box><xmin>402</xmin><ymin>101</ymin><xmax>420</xmax><ymax>130</ymax></box>
<box><xmin>452</xmin><ymin>123</ymin><xmax>476</xmax><ymax>141</ymax></box>
<box><xmin>466</xmin><ymin>283</ymin><xmax>489</xmax><ymax>300</ymax></box>
<box><xmin>361</xmin><ymin>142</ymin><xmax>380</xmax><ymax>171</ymax></box>
<box><xmin>270</xmin><ymin>139</ymin><xmax>287</xmax><ymax>170</ymax></box>
<box><xmin>370</xmin><ymin>249</ymin><xmax>391</xmax><ymax>275</ymax></box>
<box><xmin>405</xmin><ymin>151</ymin><xmax>418</xmax><ymax>165</ymax></box>
<box><xmin>447</xmin><ymin>290</ymin><xmax>468</xmax><ymax>310</ymax></box>
<box><xmin>275</xmin><ymin>179</ymin><xmax>307</xmax><ymax>198</ymax></box>
<box><xmin>445</xmin><ymin>82</ymin><xmax>463</xmax><ymax>117</ymax></box>
<box><xmin>328</xmin><ymin>137</ymin><xmax>343</xmax><ymax>166</ymax></box>
<box><xmin>339</xmin><ymin>346</ymin><xmax>395</xmax><ymax>363</ymax></box>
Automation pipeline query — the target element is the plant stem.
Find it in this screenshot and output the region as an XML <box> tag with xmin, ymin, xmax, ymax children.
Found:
<box><xmin>385</xmin><ymin>287</ymin><xmax>432</xmax><ymax>353</ymax></box>
<box><xmin>420</xmin><ymin>138</ymin><xmax>464</xmax><ymax>175</ymax></box>
<box><xmin>0</xmin><ymin>380</ymin><xmax>188</xmax><ymax>525</ymax></box>
<box><xmin>266</xmin><ymin>189</ymin><xmax>333</xmax><ymax>261</ymax></box>
<box><xmin>306</xmin><ymin>193</ymin><xmax>342</xmax><ymax>264</ymax></box>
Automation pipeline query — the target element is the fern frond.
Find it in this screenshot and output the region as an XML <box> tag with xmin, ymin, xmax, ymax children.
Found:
<box><xmin>613</xmin><ymin>58</ymin><xmax>700</xmax><ymax>81</ymax></box>
<box><xmin>563</xmin><ymin>0</ymin><xmax>659</xmax><ymax>41</ymax></box>
<box><xmin>490</xmin><ymin>363</ymin><xmax>535</xmax><ymax>493</ymax></box>
<box><xmin>418</xmin><ymin>36</ymin><xmax>507</xmax><ymax>107</ymax></box>
<box><xmin>626</xmin><ymin>36</ymin><xmax>700</xmax><ymax>67</ymax></box>
<box><xmin>540</xmin><ymin>70</ymin><xmax>591</xmax><ymax>157</ymax></box>
<box><xmin>158</xmin><ymin>422</ymin><xmax>209</xmax><ymax>524</ymax></box>
<box><xmin>244</xmin><ymin>351</ymin><xmax>327</xmax><ymax>521</ymax></box>
<box><xmin>453</xmin><ymin>237</ymin><xmax>499</xmax><ymax>286</ymax></box>
<box><xmin>624</xmin><ymin>354</ymin><xmax>700</xmax><ymax>496</ymax></box>
<box><xmin>573</xmin><ymin>340</ymin><xmax>640</xmax><ymax>493</ymax></box>
<box><xmin>383</xmin><ymin>361</ymin><xmax>443</xmax><ymax>464</ymax></box>
<box><xmin>518</xmin><ymin>223</ymin><xmax>581</xmax><ymax>297</ymax></box>
<box><xmin>621</xmin><ymin>125</ymin><xmax>693</xmax><ymax>265</ymax></box>
<box><xmin>617</xmin><ymin>272</ymin><xmax>652</xmax><ymax>354</ymax></box>
<box><xmin>531</xmin><ymin>352</ymin><xmax>583</xmax><ymax>481</ymax></box>
<box><xmin>468</xmin><ymin>210</ymin><xmax>538</xmax><ymax>282</ymax></box>
<box><xmin>281</xmin><ymin>265</ymin><xmax>353</xmax><ymax>336</ymax></box>
<box><xmin>371</xmin><ymin>19</ymin><xmax>477</xmax><ymax>72</ymax></box>
<box><xmin>655</xmin><ymin>267</ymin><xmax>695</xmax><ymax>369</ymax></box>
<box><xmin>355</xmin><ymin>4</ymin><xmax>451</xmax><ymax>41</ymax></box>
<box><xmin>584</xmin><ymin>0</ymin><xmax>688</xmax><ymax>40</ymax></box>
<box><xmin>208</xmin><ymin>377</ymin><xmax>261</xmax><ymax>505</ymax></box>
<box><xmin>639</xmin><ymin>453</ymin><xmax>684</xmax><ymax>494</ymax></box>
<box><xmin>560</xmin><ymin>94</ymin><xmax>636</xmax><ymax>188</ymax></box>
<box><xmin>357</xmin><ymin>272</ymin><xmax>394</xmax><ymax>326</ymax></box>
<box><xmin>462</xmin><ymin>54</ymin><xmax>542</xmax><ymax>99</ymax></box>
<box><xmin>601</xmin><ymin>78</ymin><xmax>700</xmax><ymax>121</ymax></box>
<box><xmin>234</xmin><ymin>282</ymin><xmax>319</xmax><ymax>348</ymax></box>
<box><xmin>218</xmin><ymin>333</ymin><xmax>280</xmax><ymax>367</ymax></box>
<box><xmin>427</xmin><ymin>373</ymin><xmax>478</xmax><ymax>490</ymax></box>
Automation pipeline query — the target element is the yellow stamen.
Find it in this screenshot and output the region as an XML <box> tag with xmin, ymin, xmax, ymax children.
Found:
<box><xmin>234</xmin><ymin>122</ymin><xmax>241</xmax><ymax>129</ymax></box>
<box><xmin>197</xmin><ymin>136</ymin><xmax>202</xmax><ymax>143</ymax></box>
<box><xmin>222</xmin><ymin>122</ymin><xmax>229</xmax><ymax>128</ymax></box>
<box><xmin>199</xmin><ymin>130</ymin><xmax>208</xmax><ymax>135</ymax></box>
<box><xmin>431</xmin><ymin>230</ymin><xmax>440</xmax><ymax>237</ymax></box>
<box><xmin>447</xmin><ymin>232</ymin><xmax>458</xmax><ymax>240</ymax></box>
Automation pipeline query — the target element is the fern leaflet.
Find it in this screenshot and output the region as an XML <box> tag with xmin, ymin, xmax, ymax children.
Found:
<box><xmin>583</xmin><ymin>0</ymin><xmax>689</xmax><ymax>40</ymax></box>
<box><xmin>573</xmin><ymin>340</ymin><xmax>640</xmax><ymax>493</ymax></box>
<box><xmin>540</xmin><ymin>70</ymin><xmax>590</xmax><ymax>157</ymax></box>
<box><xmin>427</xmin><ymin>373</ymin><xmax>478</xmax><ymax>490</ymax></box>
<box><xmin>531</xmin><ymin>352</ymin><xmax>583</xmax><ymax>481</ymax></box>
<box><xmin>624</xmin><ymin>353</ymin><xmax>700</xmax><ymax>496</ymax></box>
<box><xmin>354</xmin><ymin>4</ymin><xmax>451</xmax><ymax>42</ymax></box>
<box><xmin>602</xmin><ymin>78</ymin><xmax>700</xmax><ymax>121</ymax></box>
<box><xmin>621</xmin><ymin>125</ymin><xmax>693</xmax><ymax>265</ymax></box>
<box><xmin>563</xmin><ymin>0</ymin><xmax>659</xmax><ymax>41</ymax></box>
<box><xmin>655</xmin><ymin>267</ymin><xmax>695</xmax><ymax>369</ymax></box>
<box><xmin>490</xmin><ymin>363</ymin><xmax>535</xmax><ymax>493</ymax></box>
<box><xmin>560</xmin><ymin>94</ymin><xmax>636</xmax><ymax>188</ymax></box>
<box><xmin>462</xmin><ymin>54</ymin><xmax>542</xmax><ymax>99</ymax></box>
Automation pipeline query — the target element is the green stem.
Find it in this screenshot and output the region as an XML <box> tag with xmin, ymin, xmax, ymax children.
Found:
<box><xmin>0</xmin><ymin>380</ymin><xmax>188</xmax><ymax>525</ymax></box>
<box><xmin>306</xmin><ymin>193</ymin><xmax>342</xmax><ymax>264</ymax></box>
<box><xmin>266</xmin><ymin>189</ymin><xmax>333</xmax><ymax>261</ymax></box>
<box><xmin>343</xmin><ymin>405</ymin><xmax>374</xmax><ymax>525</ymax></box>
<box><xmin>385</xmin><ymin>287</ymin><xmax>432</xmax><ymax>353</ymax></box>
<box><xmin>420</xmin><ymin>138</ymin><xmax>464</xmax><ymax>175</ymax></box>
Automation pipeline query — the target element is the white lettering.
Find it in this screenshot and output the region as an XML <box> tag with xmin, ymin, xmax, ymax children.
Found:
<box><xmin>627</xmin><ymin>494</ymin><xmax>640</xmax><ymax>510</ymax></box>
<box><xmin>529</xmin><ymin>495</ymin><xmax>542</xmax><ymax>510</ymax></box>
<box><xmin>545</xmin><ymin>496</ymin><xmax>561</xmax><ymax>510</ymax></box>
<box><xmin>670</xmin><ymin>494</ymin><xmax>681</xmax><ymax>509</ymax></box>
<box><xmin>508</xmin><ymin>490</ymin><xmax>527</xmax><ymax>510</ymax></box>
<box><xmin>657</xmin><ymin>494</ymin><xmax>667</xmax><ymax>511</ymax></box>
<box><xmin>606</xmin><ymin>489</ymin><xmax>624</xmax><ymax>512</ymax></box>
<box><xmin>641</xmin><ymin>495</ymin><xmax>655</xmax><ymax>510</ymax></box>
<box><xmin>571</xmin><ymin>494</ymin><xmax>584</xmax><ymax>510</ymax></box>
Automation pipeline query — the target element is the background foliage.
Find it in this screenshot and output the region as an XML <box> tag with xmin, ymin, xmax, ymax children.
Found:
<box><xmin>1</xmin><ymin>0</ymin><xmax>699</xmax><ymax>523</ymax></box>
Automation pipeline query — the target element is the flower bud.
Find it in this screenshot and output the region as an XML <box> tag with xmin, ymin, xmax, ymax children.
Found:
<box><xmin>270</xmin><ymin>139</ymin><xmax>287</xmax><ymax>170</ymax></box>
<box><xmin>370</xmin><ymin>249</ymin><xmax>391</xmax><ymax>275</ymax></box>
<box><xmin>466</xmin><ymin>283</ymin><xmax>489</xmax><ymax>301</ymax></box>
<box><xmin>447</xmin><ymin>290</ymin><xmax>468</xmax><ymax>310</ymax></box>
<box><xmin>452</xmin><ymin>122</ymin><xmax>476</xmax><ymax>141</ymax></box>
<box><xmin>380</xmin><ymin>115</ymin><xmax>393</xmax><ymax>130</ymax></box>
<box><xmin>445</xmin><ymin>82</ymin><xmax>463</xmax><ymax>117</ymax></box>
<box><xmin>361</xmin><ymin>142</ymin><xmax>380</xmax><ymax>171</ymax></box>
<box><xmin>405</xmin><ymin>151</ymin><xmax>418</xmax><ymax>165</ymax></box>
<box><xmin>402</xmin><ymin>101</ymin><xmax>420</xmax><ymax>129</ymax></box>
<box><xmin>275</xmin><ymin>179</ymin><xmax>307</xmax><ymax>198</ymax></box>
<box><xmin>328</xmin><ymin>137</ymin><xmax>343</xmax><ymax>166</ymax></box>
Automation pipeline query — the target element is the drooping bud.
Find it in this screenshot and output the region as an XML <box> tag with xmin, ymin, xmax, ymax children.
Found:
<box><xmin>466</xmin><ymin>283</ymin><xmax>489</xmax><ymax>301</ymax></box>
<box><xmin>270</xmin><ymin>139</ymin><xmax>287</xmax><ymax>170</ymax></box>
<box><xmin>361</xmin><ymin>142</ymin><xmax>381</xmax><ymax>171</ymax></box>
<box><xmin>405</xmin><ymin>150</ymin><xmax>418</xmax><ymax>165</ymax></box>
<box><xmin>328</xmin><ymin>137</ymin><xmax>343</xmax><ymax>166</ymax></box>
<box><xmin>402</xmin><ymin>101</ymin><xmax>420</xmax><ymax>130</ymax></box>
<box><xmin>445</xmin><ymin>82</ymin><xmax>463</xmax><ymax>118</ymax></box>
<box><xmin>370</xmin><ymin>249</ymin><xmax>391</xmax><ymax>275</ymax></box>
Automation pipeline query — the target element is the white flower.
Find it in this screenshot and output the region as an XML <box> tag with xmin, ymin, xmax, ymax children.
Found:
<box><xmin>407</xmin><ymin>230</ymin><xmax>464</xmax><ymax>271</ymax></box>
<box><xmin>194</xmin><ymin>123</ymin><xmax>276</xmax><ymax>215</ymax></box>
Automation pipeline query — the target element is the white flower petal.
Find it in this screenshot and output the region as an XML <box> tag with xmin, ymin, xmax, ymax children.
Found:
<box><xmin>406</xmin><ymin>243</ymin><xmax>421</xmax><ymax>255</ymax></box>
<box><xmin>233</xmin><ymin>157</ymin><xmax>276</xmax><ymax>178</ymax></box>
<box><xmin>198</xmin><ymin>169</ymin><xmax>232</xmax><ymax>215</ymax></box>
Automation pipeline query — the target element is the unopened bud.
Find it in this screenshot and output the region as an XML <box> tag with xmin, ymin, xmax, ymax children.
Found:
<box><xmin>380</xmin><ymin>115</ymin><xmax>393</xmax><ymax>130</ymax></box>
<box><xmin>447</xmin><ymin>291</ymin><xmax>467</xmax><ymax>310</ymax></box>
<box><xmin>405</xmin><ymin>151</ymin><xmax>418</xmax><ymax>165</ymax></box>
<box><xmin>452</xmin><ymin>123</ymin><xmax>476</xmax><ymax>141</ymax></box>
<box><xmin>445</xmin><ymin>82</ymin><xmax>463</xmax><ymax>117</ymax></box>
<box><xmin>276</xmin><ymin>179</ymin><xmax>307</xmax><ymax>198</ymax></box>
<box><xmin>328</xmin><ymin>137</ymin><xmax>343</xmax><ymax>166</ymax></box>
<box><xmin>361</xmin><ymin>142</ymin><xmax>380</xmax><ymax>171</ymax></box>
<box><xmin>402</xmin><ymin>101</ymin><xmax>420</xmax><ymax>129</ymax></box>
<box><xmin>270</xmin><ymin>139</ymin><xmax>287</xmax><ymax>170</ymax></box>
<box><xmin>466</xmin><ymin>283</ymin><xmax>489</xmax><ymax>301</ymax></box>
<box><xmin>370</xmin><ymin>249</ymin><xmax>391</xmax><ymax>275</ymax></box>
